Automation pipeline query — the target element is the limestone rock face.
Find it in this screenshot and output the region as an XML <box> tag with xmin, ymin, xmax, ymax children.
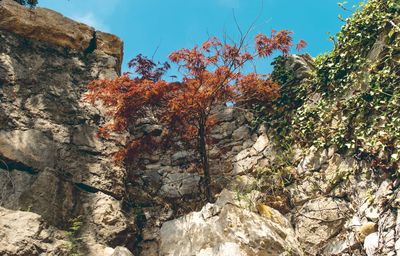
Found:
<box><xmin>0</xmin><ymin>207</ymin><xmax>69</xmax><ymax>256</ymax></box>
<box><xmin>284</xmin><ymin>54</ymin><xmax>315</xmax><ymax>81</ymax></box>
<box><xmin>0</xmin><ymin>0</ymin><xmax>123</xmax><ymax>67</ymax></box>
<box><xmin>295</xmin><ymin>197</ymin><xmax>350</xmax><ymax>255</ymax></box>
<box><xmin>0</xmin><ymin>1</ymin><xmax>132</xmax><ymax>254</ymax></box>
<box><xmin>160</xmin><ymin>190</ymin><xmax>303</xmax><ymax>256</ymax></box>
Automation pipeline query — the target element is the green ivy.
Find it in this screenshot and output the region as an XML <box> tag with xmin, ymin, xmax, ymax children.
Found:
<box><xmin>257</xmin><ymin>0</ymin><xmax>400</xmax><ymax>171</ymax></box>
<box><xmin>64</xmin><ymin>216</ymin><xmax>83</xmax><ymax>256</ymax></box>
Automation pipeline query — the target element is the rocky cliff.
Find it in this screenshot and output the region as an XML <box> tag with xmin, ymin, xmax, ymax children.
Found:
<box><xmin>0</xmin><ymin>0</ymin><xmax>132</xmax><ymax>255</ymax></box>
<box><xmin>0</xmin><ymin>0</ymin><xmax>399</xmax><ymax>255</ymax></box>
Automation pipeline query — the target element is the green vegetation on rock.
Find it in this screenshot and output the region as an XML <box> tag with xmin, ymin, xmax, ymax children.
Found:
<box><xmin>258</xmin><ymin>0</ymin><xmax>400</xmax><ymax>172</ymax></box>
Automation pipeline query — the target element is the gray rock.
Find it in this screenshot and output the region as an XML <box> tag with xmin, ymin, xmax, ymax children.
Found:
<box><xmin>297</xmin><ymin>146</ymin><xmax>328</xmax><ymax>174</ymax></box>
<box><xmin>232</xmin><ymin>126</ymin><xmax>251</xmax><ymax>141</ymax></box>
<box><xmin>232</xmin><ymin>155</ymin><xmax>263</xmax><ymax>175</ymax></box>
<box><xmin>0</xmin><ymin>3</ymin><xmax>129</xmax><ymax>252</ymax></box>
<box><xmin>0</xmin><ymin>129</ymin><xmax>57</xmax><ymax>170</ymax></box>
<box><xmin>284</xmin><ymin>54</ymin><xmax>315</xmax><ymax>81</ymax></box>
<box><xmin>160</xmin><ymin>172</ymin><xmax>201</xmax><ymax>198</ymax></box>
<box><xmin>377</xmin><ymin>210</ymin><xmax>396</xmax><ymax>255</ymax></box>
<box><xmin>364</xmin><ymin>232</ymin><xmax>379</xmax><ymax>256</ymax></box>
<box><xmin>0</xmin><ymin>207</ymin><xmax>68</xmax><ymax>255</ymax></box>
<box><xmin>323</xmin><ymin>233</ymin><xmax>357</xmax><ymax>256</ymax></box>
<box><xmin>295</xmin><ymin>197</ymin><xmax>350</xmax><ymax>255</ymax></box>
<box><xmin>160</xmin><ymin>190</ymin><xmax>303</xmax><ymax>256</ymax></box>
<box><xmin>364</xmin><ymin>206</ymin><xmax>380</xmax><ymax>222</ymax></box>
<box><xmin>252</xmin><ymin>134</ymin><xmax>269</xmax><ymax>153</ymax></box>
<box><xmin>111</xmin><ymin>246</ymin><xmax>134</xmax><ymax>256</ymax></box>
<box><xmin>171</xmin><ymin>151</ymin><xmax>191</xmax><ymax>163</ymax></box>
<box><xmin>212</xmin><ymin>107</ymin><xmax>235</xmax><ymax>123</ymax></box>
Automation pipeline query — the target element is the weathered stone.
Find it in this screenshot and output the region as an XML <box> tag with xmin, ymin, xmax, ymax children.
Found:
<box><xmin>234</xmin><ymin>148</ymin><xmax>252</xmax><ymax>162</ymax></box>
<box><xmin>297</xmin><ymin>146</ymin><xmax>328</xmax><ymax>174</ymax></box>
<box><xmin>140</xmin><ymin>124</ymin><xmax>163</xmax><ymax>136</ymax></box>
<box><xmin>212</xmin><ymin>107</ymin><xmax>235</xmax><ymax>123</ymax></box>
<box><xmin>323</xmin><ymin>154</ymin><xmax>358</xmax><ymax>193</ymax></box>
<box><xmin>0</xmin><ymin>169</ymin><xmax>34</xmax><ymax>207</ymax></box>
<box><xmin>0</xmin><ymin>207</ymin><xmax>68</xmax><ymax>256</ymax></box>
<box><xmin>105</xmin><ymin>247</ymin><xmax>116</xmax><ymax>256</ymax></box>
<box><xmin>284</xmin><ymin>54</ymin><xmax>315</xmax><ymax>81</ymax></box>
<box><xmin>18</xmin><ymin>168</ymin><xmax>79</xmax><ymax>227</ymax></box>
<box><xmin>252</xmin><ymin>134</ymin><xmax>269</xmax><ymax>153</ymax></box>
<box><xmin>364</xmin><ymin>232</ymin><xmax>379</xmax><ymax>256</ymax></box>
<box><xmin>232</xmin><ymin>155</ymin><xmax>263</xmax><ymax>175</ymax></box>
<box><xmin>211</xmin><ymin>121</ymin><xmax>237</xmax><ymax>139</ymax></box>
<box><xmin>375</xmin><ymin>180</ymin><xmax>393</xmax><ymax>202</ymax></box>
<box><xmin>230</xmin><ymin>175</ymin><xmax>257</xmax><ymax>193</ymax></box>
<box><xmin>232</xmin><ymin>126</ymin><xmax>251</xmax><ymax>141</ymax></box>
<box><xmin>0</xmin><ymin>0</ymin><xmax>123</xmax><ymax>64</ymax></box>
<box><xmin>72</xmin><ymin>124</ymin><xmax>106</xmax><ymax>151</ymax></box>
<box><xmin>0</xmin><ymin>4</ymin><xmax>129</xmax><ymax>252</ymax></box>
<box><xmin>0</xmin><ymin>129</ymin><xmax>57</xmax><ymax>170</ymax></box>
<box><xmin>323</xmin><ymin>233</ymin><xmax>357</xmax><ymax>256</ymax></box>
<box><xmin>256</xmin><ymin>204</ymin><xmax>291</xmax><ymax>227</ymax></box>
<box><xmin>160</xmin><ymin>172</ymin><xmax>201</xmax><ymax>198</ymax></box>
<box><xmin>364</xmin><ymin>206</ymin><xmax>380</xmax><ymax>222</ymax></box>
<box><xmin>160</xmin><ymin>190</ymin><xmax>303</xmax><ymax>256</ymax></box>
<box><xmin>377</xmin><ymin>210</ymin><xmax>396</xmax><ymax>255</ymax></box>
<box><xmin>171</xmin><ymin>151</ymin><xmax>191</xmax><ymax>164</ymax></box>
<box><xmin>84</xmin><ymin>193</ymin><xmax>132</xmax><ymax>245</ymax></box>
<box><xmin>140</xmin><ymin>241</ymin><xmax>159</xmax><ymax>256</ymax></box>
<box><xmin>111</xmin><ymin>246</ymin><xmax>134</xmax><ymax>256</ymax></box>
<box><xmin>215</xmin><ymin>189</ymin><xmax>262</xmax><ymax>212</ymax></box>
<box><xmin>295</xmin><ymin>197</ymin><xmax>350</xmax><ymax>255</ymax></box>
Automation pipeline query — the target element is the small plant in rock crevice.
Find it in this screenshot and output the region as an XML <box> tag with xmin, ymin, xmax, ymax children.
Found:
<box><xmin>64</xmin><ymin>216</ymin><xmax>83</xmax><ymax>256</ymax></box>
<box><xmin>251</xmin><ymin>145</ymin><xmax>299</xmax><ymax>213</ymax></box>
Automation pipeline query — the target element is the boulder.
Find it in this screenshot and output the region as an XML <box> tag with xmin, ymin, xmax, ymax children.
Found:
<box><xmin>160</xmin><ymin>190</ymin><xmax>303</xmax><ymax>256</ymax></box>
<box><xmin>111</xmin><ymin>246</ymin><xmax>134</xmax><ymax>256</ymax></box>
<box><xmin>0</xmin><ymin>207</ymin><xmax>68</xmax><ymax>255</ymax></box>
<box><xmin>364</xmin><ymin>232</ymin><xmax>379</xmax><ymax>256</ymax></box>
<box><xmin>252</xmin><ymin>134</ymin><xmax>270</xmax><ymax>153</ymax></box>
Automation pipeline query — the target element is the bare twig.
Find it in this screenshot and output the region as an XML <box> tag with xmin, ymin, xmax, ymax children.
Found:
<box><xmin>389</xmin><ymin>20</ymin><xmax>400</xmax><ymax>32</ymax></box>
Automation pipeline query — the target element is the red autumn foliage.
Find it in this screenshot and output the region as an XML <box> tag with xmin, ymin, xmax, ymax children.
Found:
<box><xmin>296</xmin><ymin>40</ymin><xmax>308</xmax><ymax>51</ymax></box>
<box><xmin>86</xmin><ymin>30</ymin><xmax>306</xmax><ymax>201</ymax></box>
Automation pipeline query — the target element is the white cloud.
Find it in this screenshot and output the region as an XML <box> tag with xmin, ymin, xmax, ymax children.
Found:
<box><xmin>73</xmin><ymin>12</ymin><xmax>110</xmax><ymax>32</ymax></box>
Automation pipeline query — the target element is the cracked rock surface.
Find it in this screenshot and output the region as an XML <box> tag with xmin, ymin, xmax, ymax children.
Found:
<box><xmin>0</xmin><ymin>1</ymin><xmax>133</xmax><ymax>254</ymax></box>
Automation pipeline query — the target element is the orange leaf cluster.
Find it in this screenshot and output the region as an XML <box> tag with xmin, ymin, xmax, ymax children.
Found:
<box><xmin>237</xmin><ymin>73</ymin><xmax>280</xmax><ymax>105</ymax></box>
<box><xmin>255</xmin><ymin>30</ymin><xmax>306</xmax><ymax>57</ymax></box>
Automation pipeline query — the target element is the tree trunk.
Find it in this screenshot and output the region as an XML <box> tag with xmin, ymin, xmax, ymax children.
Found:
<box><xmin>198</xmin><ymin>121</ymin><xmax>212</xmax><ymax>202</ymax></box>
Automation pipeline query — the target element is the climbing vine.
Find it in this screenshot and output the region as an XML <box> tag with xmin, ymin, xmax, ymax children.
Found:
<box><xmin>257</xmin><ymin>0</ymin><xmax>400</xmax><ymax>171</ymax></box>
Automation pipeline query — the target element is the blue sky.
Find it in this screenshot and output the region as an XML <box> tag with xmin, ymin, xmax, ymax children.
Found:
<box><xmin>39</xmin><ymin>0</ymin><xmax>361</xmax><ymax>73</ymax></box>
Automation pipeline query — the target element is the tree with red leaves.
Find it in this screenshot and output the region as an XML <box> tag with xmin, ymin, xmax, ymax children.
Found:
<box><xmin>86</xmin><ymin>30</ymin><xmax>306</xmax><ymax>202</ymax></box>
